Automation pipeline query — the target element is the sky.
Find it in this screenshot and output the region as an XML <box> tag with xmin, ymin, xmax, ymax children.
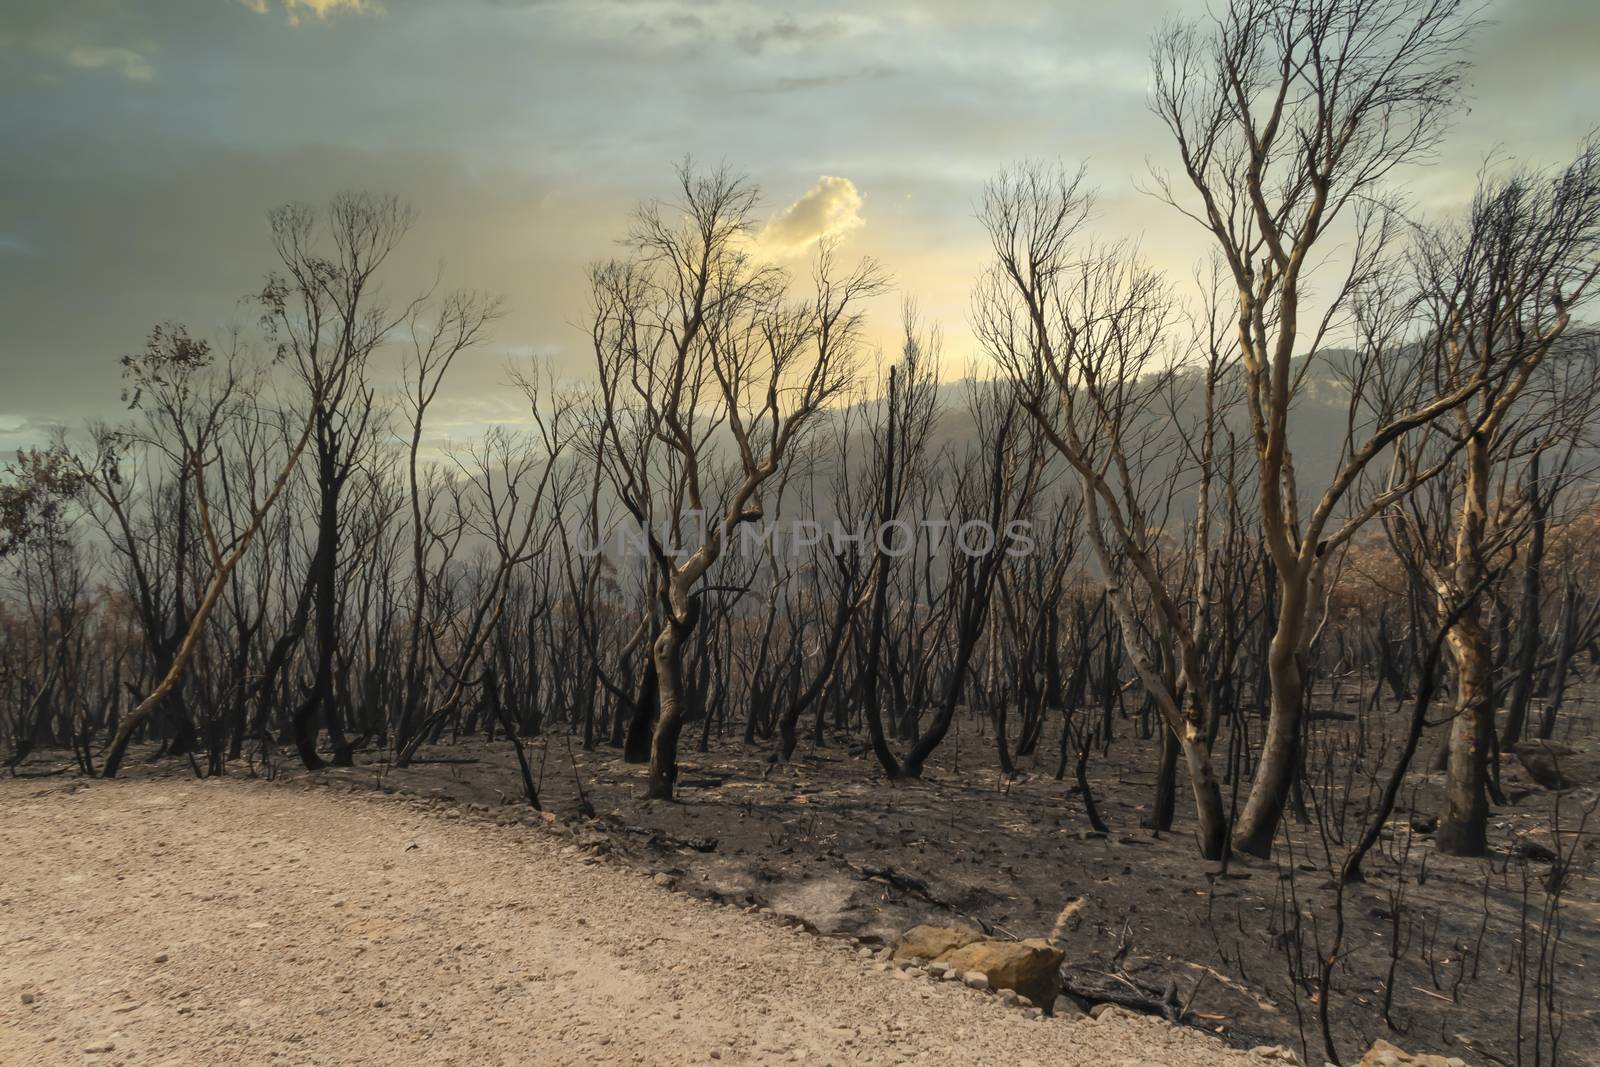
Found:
<box><xmin>3</xmin><ymin>0</ymin><xmax>1597</xmax><ymax>450</ymax></box>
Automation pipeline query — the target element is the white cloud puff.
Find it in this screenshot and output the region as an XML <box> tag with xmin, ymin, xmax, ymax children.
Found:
<box><xmin>238</xmin><ymin>0</ymin><xmax>380</xmax><ymax>25</ymax></box>
<box><xmin>756</xmin><ymin>176</ymin><xmax>865</xmax><ymax>260</ymax></box>
<box><xmin>64</xmin><ymin>45</ymin><xmax>155</xmax><ymax>81</ymax></box>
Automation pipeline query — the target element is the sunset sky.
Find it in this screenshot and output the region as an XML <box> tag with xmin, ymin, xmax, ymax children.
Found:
<box><xmin>3</xmin><ymin>0</ymin><xmax>1596</xmax><ymax>448</ymax></box>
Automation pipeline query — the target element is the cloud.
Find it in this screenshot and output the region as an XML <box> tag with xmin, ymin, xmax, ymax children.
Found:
<box><xmin>64</xmin><ymin>44</ymin><xmax>154</xmax><ymax>81</ymax></box>
<box><xmin>0</xmin><ymin>4</ymin><xmax>158</xmax><ymax>83</ymax></box>
<box><xmin>237</xmin><ymin>0</ymin><xmax>380</xmax><ymax>26</ymax></box>
<box><xmin>757</xmin><ymin>176</ymin><xmax>865</xmax><ymax>259</ymax></box>
<box><xmin>0</xmin><ymin>415</ymin><xmax>69</xmax><ymax>458</ymax></box>
<box><xmin>734</xmin><ymin>15</ymin><xmax>846</xmax><ymax>55</ymax></box>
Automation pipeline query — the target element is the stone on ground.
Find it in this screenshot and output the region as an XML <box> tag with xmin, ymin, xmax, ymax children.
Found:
<box><xmin>1514</xmin><ymin>740</ymin><xmax>1578</xmax><ymax>789</ymax></box>
<box><xmin>1357</xmin><ymin>1040</ymin><xmax>1469</xmax><ymax>1067</ymax></box>
<box><xmin>938</xmin><ymin>938</ymin><xmax>1064</xmax><ymax>1010</ymax></box>
<box><xmin>891</xmin><ymin>923</ymin><xmax>983</xmax><ymax>962</ymax></box>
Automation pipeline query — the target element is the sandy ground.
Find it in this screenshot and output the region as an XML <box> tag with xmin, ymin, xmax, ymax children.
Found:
<box><xmin>0</xmin><ymin>777</ymin><xmax>1271</xmax><ymax>1066</ymax></box>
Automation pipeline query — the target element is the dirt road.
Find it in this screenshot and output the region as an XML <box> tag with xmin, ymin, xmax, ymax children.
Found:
<box><xmin>0</xmin><ymin>777</ymin><xmax>1265</xmax><ymax>1065</ymax></box>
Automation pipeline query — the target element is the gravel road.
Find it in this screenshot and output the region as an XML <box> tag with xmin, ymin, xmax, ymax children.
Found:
<box><xmin>0</xmin><ymin>777</ymin><xmax>1266</xmax><ymax>1066</ymax></box>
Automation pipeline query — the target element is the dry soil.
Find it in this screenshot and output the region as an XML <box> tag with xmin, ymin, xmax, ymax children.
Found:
<box><xmin>0</xmin><ymin>776</ymin><xmax>1267</xmax><ymax>1066</ymax></box>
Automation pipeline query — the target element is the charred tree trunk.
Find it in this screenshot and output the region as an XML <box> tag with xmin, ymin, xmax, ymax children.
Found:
<box><xmin>861</xmin><ymin>367</ymin><xmax>903</xmax><ymax>780</ymax></box>
<box><xmin>623</xmin><ymin>658</ymin><xmax>658</xmax><ymax>764</ymax></box>
<box><xmin>1501</xmin><ymin>455</ymin><xmax>1547</xmax><ymax>749</ymax></box>
<box><xmin>1232</xmin><ymin>568</ymin><xmax>1306</xmax><ymax>858</ymax></box>
<box><xmin>291</xmin><ymin>444</ymin><xmax>353</xmax><ymax>770</ymax></box>
<box><xmin>1144</xmin><ymin>725</ymin><xmax>1179</xmax><ymax>833</ymax></box>
<box><xmin>1438</xmin><ymin>436</ymin><xmax>1493</xmax><ymax>857</ymax></box>
<box><xmin>644</xmin><ymin>602</ymin><xmax>698</xmax><ymax>800</ymax></box>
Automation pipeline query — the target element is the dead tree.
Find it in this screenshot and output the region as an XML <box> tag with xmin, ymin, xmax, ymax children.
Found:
<box><xmin>261</xmin><ymin>193</ymin><xmax>417</xmax><ymax>769</ymax></box>
<box><xmin>979</xmin><ymin>164</ymin><xmax>1238</xmax><ymax>859</ymax></box>
<box><xmin>1404</xmin><ymin>140</ymin><xmax>1600</xmax><ymax>855</ymax></box>
<box><xmin>589</xmin><ymin>164</ymin><xmax>884</xmax><ymax>799</ymax></box>
<box><xmin>391</xmin><ymin>289</ymin><xmax>503</xmax><ymax>760</ymax></box>
<box><xmin>1150</xmin><ymin>0</ymin><xmax>1487</xmax><ymax>855</ymax></box>
<box><xmin>87</xmin><ymin>327</ymin><xmax>326</xmax><ymax>777</ymax></box>
<box><xmin>900</xmin><ymin>379</ymin><xmax>1045</xmax><ymax>778</ymax></box>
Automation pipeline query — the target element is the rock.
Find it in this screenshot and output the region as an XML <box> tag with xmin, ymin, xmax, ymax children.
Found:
<box><xmin>1407</xmin><ymin>813</ymin><xmax>1437</xmax><ymax>835</ymax></box>
<box><xmin>926</xmin><ymin>961</ymin><xmax>950</xmax><ymax>977</ymax></box>
<box><xmin>83</xmin><ymin>1042</ymin><xmax>116</xmax><ymax>1054</ymax></box>
<box><xmin>1357</xmin><ymin>1040</ymin><xmax>1470</xmax><ymax>1067</ymax></box>
<box><xmin>903</xmin><ymin>966</ymin><xmax>926</xmax><ymax>980</ymax></box>
<box><xmin>1022</xmin><ymin>1007</ymin><xmax>1044</xmax><ymax>1020</ymax></box>
<box><xmin>857</xmin><ymin>947</ymin><xmax>874</xmax><ymax>960</ymax></box>
<box><xmin>1090</xmin><ymin>1003</ymin><xmax>1118</xmax><ymax>1020</ymax></box>
<box><xmin>962</xmin><ymin>971</ymin><xmax>989</xmax><ymax>990</ymax></box>
<box><xmin>1062</xmin><ymin>990</ymin><xmax>1095</xmax><ymax>1013</ymax></box>
<box><xmin>998</xmin><ymin>989</ymin><xmax>1019</xmax><ymax>1006</ymax></box>
<box><xmin>20</xmin><ymin>992</ymin><xmax>35</xmax><ymax>1005</ymax></box>
<box><xmin>154</xmin><ymin>952</ymin><xmax>169</xmax><ymax>963</ymax></box>
<box><xmin>652</xmin><ymin>873</ymin><xmax>676</xmax><ymax>889</ymax></box>
<box><xmin>938</xmin><ymin>938</ymin><xmax>1064</xmax><ymax>1010</ymax></box>
<box><xmin>892</xmin><ymin>923</ymin><xmax>983</xmax><ymax>963</ymax></box>
<box><xmin>1513</xmin><ymin>838</ymin><xmax>1558</xmax><ymax>863</ymax></box>
<box><xmin>943</xmin><ymin>970</ymin><xmax>962</xmax><ymax>982</ymax></box>
<box><xmin>1515</xmin><ymin>741</ymin><xmax>1577</xmax><ymax>790</ymax></box>
<box><xmin>1052</xmin><ymin>995</ymin><xmax>1087</xmax><ymax>1018</ymax></box>
<box><xmin>1251</xmin><ymin>1046</ymin><xmax>1301</xmax><ymax>1063</ymax></box>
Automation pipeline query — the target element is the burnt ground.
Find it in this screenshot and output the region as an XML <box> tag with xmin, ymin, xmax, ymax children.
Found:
<box><xmin>13</xmin><ymin>690</ymin><xmax>1600</xmax><ymax>1067</ymax></box>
